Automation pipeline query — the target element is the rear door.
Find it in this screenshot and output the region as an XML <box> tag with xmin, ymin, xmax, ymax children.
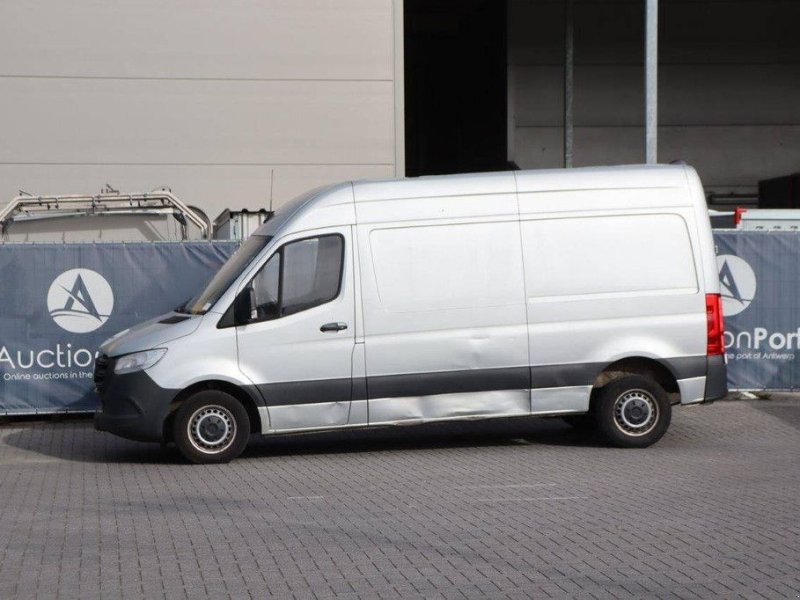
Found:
<box><xmin>235</xmin><ymin>226</ymin><xmax>356</xmax><ymax>431</ymax></box>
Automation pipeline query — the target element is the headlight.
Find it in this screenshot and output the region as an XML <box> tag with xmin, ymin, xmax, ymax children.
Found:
<box><xmin>114</xmin><ymin>349</ymin><xmax>167</xmax><ymax>375</ymax></box>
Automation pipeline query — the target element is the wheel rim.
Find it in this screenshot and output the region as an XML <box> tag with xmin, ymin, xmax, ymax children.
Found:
<box><xmin>612</xmin><ymin>389</ymin><xmax>658</xmax><ymax>437</ymax></box>
<box><xmin>187</xmin><ymin>405</ymin><xmax>236</xmax><ymax>454</ymax></box>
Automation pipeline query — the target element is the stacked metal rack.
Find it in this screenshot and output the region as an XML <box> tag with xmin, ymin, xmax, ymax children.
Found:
<box><xmin>0</xmin><ymin>188</ymin><xmax>211</xmax><ymax>241</ymax></box>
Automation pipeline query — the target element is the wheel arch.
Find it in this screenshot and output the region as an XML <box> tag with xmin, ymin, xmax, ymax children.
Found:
<box><xmin>592</xmin><ymin>356</ymin><xmax>680</xmax><ymax>403</ymax></box>
<box><xmin>163</xmin><ymin>380</ymin><xmax>263</xmax><ymax>441</ymax></box>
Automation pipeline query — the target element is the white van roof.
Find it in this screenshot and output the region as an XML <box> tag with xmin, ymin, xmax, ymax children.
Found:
<box><xmin>353</xmin><ymin>164</ymin><xmax>690</xmax><ymax>203</ymax></box>
<box><xmin>255</xmin><ymin>164</ymin><xmax>695</xmax><ymax>236</ymax></box>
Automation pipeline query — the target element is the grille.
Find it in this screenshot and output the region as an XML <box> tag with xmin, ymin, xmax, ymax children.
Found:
<box><xmin>93</xmin><ymin>354</ymin><xmax>109</xmax><ymax>392</ymax></box>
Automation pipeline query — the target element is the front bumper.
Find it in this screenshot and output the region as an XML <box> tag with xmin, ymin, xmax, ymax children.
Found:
<box><xmin>94</xmin><ymin>356</ymin><xmax>177</xmax><ymax>442</ymax></box>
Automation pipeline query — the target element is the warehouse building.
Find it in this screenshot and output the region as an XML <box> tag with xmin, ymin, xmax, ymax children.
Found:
<box><xmin>1</xmin><ymin>0</ymin><xmax>798</xmax><ymax>227</ymax></box>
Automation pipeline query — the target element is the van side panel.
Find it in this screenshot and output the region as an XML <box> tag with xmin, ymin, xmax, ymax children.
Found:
<box><xmin>517</xmin><ymin>184</ymin><xmax>707</xmax><ymax>410</ymax></box>
<box><xmin>357</xmin><ymin>215</ymin><xmax>531</xmax><ymax>423</ymax></box>
<box><xmin>523</xmin><ymin>214</ymin><xmax>698</xmax><ymax>300</ymax></box>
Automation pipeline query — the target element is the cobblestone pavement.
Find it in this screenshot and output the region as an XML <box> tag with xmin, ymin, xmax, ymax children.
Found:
<box><xmin>0</xmin><ymin>397</ymin><xmax>799</xmax><ymax>599</ymax></box>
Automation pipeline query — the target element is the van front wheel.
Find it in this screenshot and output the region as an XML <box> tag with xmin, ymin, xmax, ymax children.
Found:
<box><xmin>173</xmin><ymin>391</ymin><xmax>250</xmax><ymax>464</ymax></box>
<box><xmin>594</xmin><ymin>376</ymin><xmax>671</xmax><ymax>448</ymax></box>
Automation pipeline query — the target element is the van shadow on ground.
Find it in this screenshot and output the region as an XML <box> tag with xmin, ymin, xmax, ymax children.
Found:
<box><xmin>1</xmin><ymin>415</ymin><xmax>605</xmax><ymax>465</ymax></box>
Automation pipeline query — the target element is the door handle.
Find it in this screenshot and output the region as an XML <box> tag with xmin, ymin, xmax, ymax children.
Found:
<box><xmin>320</xmin><ymin>322</ymin><xmax>348</xmax><ymax>332</ymax></box>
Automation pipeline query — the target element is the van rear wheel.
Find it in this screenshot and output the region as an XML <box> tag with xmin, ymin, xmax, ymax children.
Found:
<box><xmin>594</xmin><ymin>375</ymin><xmax>671</xmax><ymax>448</ymax></box>
<box><xmin>173</xmin><ymin>391</ymin><xmax>250</xmax><ymax>464</ymax></box>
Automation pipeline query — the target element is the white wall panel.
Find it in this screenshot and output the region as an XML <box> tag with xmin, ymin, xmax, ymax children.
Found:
<box><xmin>0</xmin><ymin>0</ymin><xmax>402</xmax><ymax>224</ymax></box>
<box><xmin>0</xmin><ymin>78</ymin><xmax>394</xmax><ymax>165</ymax></box>
<box><xmin>0</xmin><ymin>0</ymin><xmax>393</xmax><ymax>80</ymax></box>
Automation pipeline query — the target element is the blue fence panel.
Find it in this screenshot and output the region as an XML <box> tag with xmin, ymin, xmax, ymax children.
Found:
<box><xmin>0</xmin><ymin>242</ymin><xmax>238</xmax><ymax>414</ymax></box>
<box><xmin>714</xmin><ymin>231</ymin><xmax>800</xmax><ymax>390</ymax></box>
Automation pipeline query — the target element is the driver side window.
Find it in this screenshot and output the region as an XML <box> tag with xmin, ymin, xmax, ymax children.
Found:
<box><xmin>247</xmin><ymin>234</ymin><xmax>343</xmax><ymax>324</ymax></box>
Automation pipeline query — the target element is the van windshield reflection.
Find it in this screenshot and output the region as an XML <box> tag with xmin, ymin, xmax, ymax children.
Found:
<box><xmin>182</xmin><ymin>235</ymin><xmax>271</xmax><ymax>315</ymax></box>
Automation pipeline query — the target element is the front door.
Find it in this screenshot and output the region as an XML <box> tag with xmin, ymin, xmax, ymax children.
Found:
<box><xmin>236</xmin><ymin>227</ymin><xmax>355</xmax><ymax>431</ymax></box>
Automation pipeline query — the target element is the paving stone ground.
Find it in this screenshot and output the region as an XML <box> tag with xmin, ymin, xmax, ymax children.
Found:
<box><xmin>0</xmin><ymin>397</ymin><xmax>799</xmax><ymax>599</ymax></box>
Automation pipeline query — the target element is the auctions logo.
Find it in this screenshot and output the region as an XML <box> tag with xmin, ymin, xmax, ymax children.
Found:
<box><xmin>47</xmin><ymin>269</ymin><xmax>114</xmax><ymax>333</ymax></box>
<box><xmin>717</xmin><ymin>255</ymin><xmax>756</xmax><ymax>317</ymax></box>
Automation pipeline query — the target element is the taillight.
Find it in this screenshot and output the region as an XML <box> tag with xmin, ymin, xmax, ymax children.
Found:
<box><xmin>706</xmin><ymin>293</ymin><xmax>725</xmax><ymax>355</ymax></box>
<box><xmin>734</xmin><ymin>207</ymin><xmax>748</xmax><ymax>227</ymax></box>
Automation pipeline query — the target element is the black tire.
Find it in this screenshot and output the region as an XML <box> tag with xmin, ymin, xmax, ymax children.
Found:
<box><xmin>594</xmin><ymin>375</ymin><xmax>671</xmax><ymax>448</ymax></box>
<box><xmin>172</xmin><ymin>390</ymin><xmax>250</xmax><ymax>464</ymax></box>
<box><xmin>560</xmin><ymin>414</ymin><xmax>596</xmax><ymax>433</ymax></box>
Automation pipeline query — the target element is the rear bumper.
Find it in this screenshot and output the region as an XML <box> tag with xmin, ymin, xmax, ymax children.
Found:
<box><xmin>94</xmin><ymin>363</ymin><xmax>177</xmax><ymax>442</ymax></box>
<box><xmin>703</xmin><ymin>354</ymin><xmax>728</xmax><ymax>403</ymax></box>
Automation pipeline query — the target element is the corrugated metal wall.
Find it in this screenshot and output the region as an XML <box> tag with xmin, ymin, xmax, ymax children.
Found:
<box><xmin>0</xmin><ymin>0</ymin><xmax>403</xmax><ymax>217</ymax></box>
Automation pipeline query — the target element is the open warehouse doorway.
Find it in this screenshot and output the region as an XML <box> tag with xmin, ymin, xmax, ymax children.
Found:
<box><xmin>404</xmin><ymin>0</ymin><xmax>509</xmax><ymax>177</ymax></box>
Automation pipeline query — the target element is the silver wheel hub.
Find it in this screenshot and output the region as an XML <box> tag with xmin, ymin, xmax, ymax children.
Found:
<box><xmin>188</xmin><ymin>405</ymin><xmax>236</xmax><ymax>454</ymax></box>
<box><xmin>613</xmin><ymin>390</ymin><xmax>658</xmax><ymax>436</ymax></box>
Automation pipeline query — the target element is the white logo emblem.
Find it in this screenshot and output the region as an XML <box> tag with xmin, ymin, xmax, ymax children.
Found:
<box><xmin>716</xmin><ymin>254</ymin><xmax>756</xmax><ymax>317</ymax></box>
<box><xmin>47</xmin><ymin>269</ymin><xmax>114</xmax><ymax>333</ymax></box>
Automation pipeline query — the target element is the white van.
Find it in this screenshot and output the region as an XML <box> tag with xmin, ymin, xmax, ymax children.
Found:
<box><xmin>94</xmin><ymin>165</ymin><xmax>727</xmax><ymax>463</ymax></box>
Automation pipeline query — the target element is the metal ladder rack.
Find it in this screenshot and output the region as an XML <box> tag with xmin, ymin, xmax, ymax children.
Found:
<box><xmin>0</xmin><ymin>189</ymin><xmax>210</xmax><ymax>240</ymax></box>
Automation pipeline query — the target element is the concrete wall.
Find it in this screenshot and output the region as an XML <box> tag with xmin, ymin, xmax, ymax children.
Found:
<box><xmin>509</xmin><ymin>0</ymin><xmax>800</xmax><ymax>198</ymax></box>
<box><xmin>0</xmin><ymin>0</ymin><xmax>404</xmax><ymax>224</ymax></box>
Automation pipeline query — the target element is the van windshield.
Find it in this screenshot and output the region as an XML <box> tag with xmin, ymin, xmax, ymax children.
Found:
<box><xmin>181</xmin><ymin>235</ymin><xmax>271</xmax><ymax>315</ymax></box>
